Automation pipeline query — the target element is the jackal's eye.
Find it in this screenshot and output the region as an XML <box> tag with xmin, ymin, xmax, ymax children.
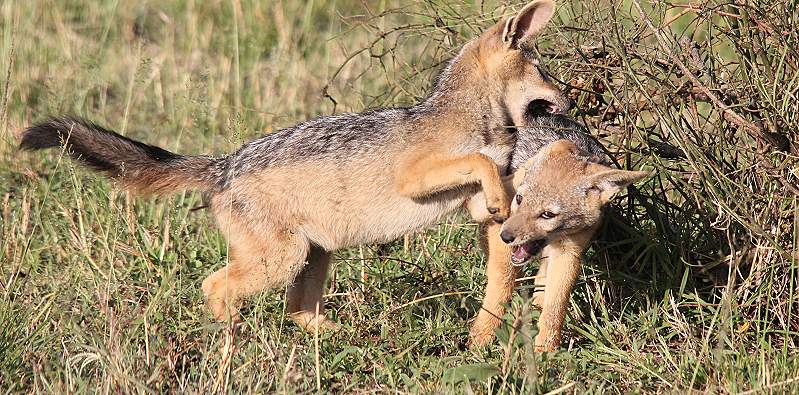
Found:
<box><xmin>515</xmin><ymin>194</ymin><xmax>523</xmax><ymax>204</ymax></box>
<box><xmin>540</xmin><ymin>211</ymin><xmax>557</xmax><ymax>219</ymax></box>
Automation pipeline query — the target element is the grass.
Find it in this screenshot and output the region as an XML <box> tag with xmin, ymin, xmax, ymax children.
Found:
<box><xmin>1</xmin><ymin>0</ymin><xmax>798</xmax><ymax>393</ymax></box>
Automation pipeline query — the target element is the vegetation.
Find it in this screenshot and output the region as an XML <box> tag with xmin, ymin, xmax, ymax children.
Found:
<box><xmin>1</xmin><ymin>0</ymin><xmax>797</xmax><ymax>392</ymax></box>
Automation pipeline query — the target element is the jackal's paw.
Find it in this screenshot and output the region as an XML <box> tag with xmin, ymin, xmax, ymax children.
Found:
<box><xmin>486</xmin><ymin>201</ymin><xmax>510</xmax><ymax>223</ymax></box>
<box><xmin>202</xmin><ymin>275</ymin><xmax>241</xmax><ymax>323</ymax></box>
<box><xmin>534</xmin><ymin>330</ymin><xmax>560</xmax><ymax>352</ymax></box>
<box><xmin>491</xmin><ymin>214</ymin><xmax>507</xmax><ymax>223</ymax></box>
<box><xmin>468</xmin><ymin>314</ymin><xmax>500</xmax><ymax>348</ymax></box>
<box><xmin>205</xmin><ymin>297</ymin><xmax>241</xmax><ymax>323</ymax></box>
<box><xmin>485</xmin><ymin>208</ymin><xmax>505</xmax><ymax>223</ymax></box>
<box><xmin>468</xmin><ymin>329</ymin><xmax>496</xmax><ymax>348</ymax></box>
<box><xmin>290</xmin><ymin>311</ymin><xmax>339</xmax><ymax>333</ymax></box>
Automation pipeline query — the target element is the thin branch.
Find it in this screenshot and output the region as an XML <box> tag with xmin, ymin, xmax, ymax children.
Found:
<box><xmin>631</xmin><ymin>0</ymin><xmax>788</xmax><ymax>152</ymax></box>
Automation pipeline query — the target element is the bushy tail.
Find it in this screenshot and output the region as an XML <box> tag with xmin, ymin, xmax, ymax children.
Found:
<box><xmin>20</xmin><ymin>116</ymin><xmax>222</xmax><ymax>194</ymax></box>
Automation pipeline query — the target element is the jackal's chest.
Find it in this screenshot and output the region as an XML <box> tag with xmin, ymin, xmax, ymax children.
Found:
<box><xmin>480</xmin><ymin>144</ymin><xmax>514</xmax><ymax>174</ymax></box>
<box><xmin>453</xmin><ymin>133</ymin><xmax>515</xmax><ymax>174</ymax></box>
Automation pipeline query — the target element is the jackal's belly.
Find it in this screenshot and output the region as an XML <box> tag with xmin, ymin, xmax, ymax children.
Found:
<box><xmin>217</xmin><ymin>161</ymin><xmax>479</xmax><ymax>252</ymax></box>
<box><xmin>299</xmin><ymin>186</ymin><xmax>473</xmax><ymax>251</ymax></box>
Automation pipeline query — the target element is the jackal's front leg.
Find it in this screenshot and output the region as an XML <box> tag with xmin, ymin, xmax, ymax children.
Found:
<box><xmin>534</xmin><ymin>229</ymin><xmax>594</xmax><ymax>352</ymax></box>
<box><xmin>395</xmin><ymin>153</ymin><xmax>510</xmax><ymax>221</ymax></box>
<box><xmin>469</xmin><ymin>220</ymin><xmax>518</xmax><ymax>346</ymax></box>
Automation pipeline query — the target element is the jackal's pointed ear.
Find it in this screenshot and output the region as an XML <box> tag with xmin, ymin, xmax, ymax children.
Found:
<box><xmin>502</xmin><ymin>0</ymin><xmax>556</xmax><ymax>49</ymax></box>
<box><xmin>588</xmin><ymin>169</ymin><xmax>650</xmax><ymax>204</ymax></box>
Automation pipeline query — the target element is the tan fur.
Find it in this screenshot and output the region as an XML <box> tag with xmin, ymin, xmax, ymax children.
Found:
<box><xmin>468</xmin><ymin>220</ymin><xmax>519</xmax><ymax>345</ymax></box>
<box><xmin>531</xmin><ymin>229</ymin><xmax>595</xmax><ymax>351</ymax></box>
<box><xmin>468</xmin><ymin>140</ymin><xmax>649</xmax><ymax>350</ymax></box>
<box><xmin>396</xmin><ymin>153</ymin><xmax>510</xmax><ymax>220</ymax></box>
<box><xmin>200</xmin><ymin>126</ymin><xmax>512</xmax><ymax>327</ymax></box>
<box><xmin>124</xmin><ymin>158</ymin><xmax>213</xmax><ymax>195</ymax></box>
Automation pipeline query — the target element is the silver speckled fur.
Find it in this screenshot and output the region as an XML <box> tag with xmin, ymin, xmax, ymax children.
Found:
<box><xmin>210</xmin><ymin>46</ymin><xmax>538</xmax><ymax>190</ymax></box>
<box><xmin>510</xmin><ymin>115</ymin><xmax>608</xmax><ymax>172</ymax></box>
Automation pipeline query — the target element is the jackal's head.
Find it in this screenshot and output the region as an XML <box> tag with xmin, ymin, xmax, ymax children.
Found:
<box><xmin>448</xmin><ymin>0</ymin><xmax>570</xmax><ymax>129</ymax></box>
<box><xmin>499</xmin><ymin>140</ymin><xmax>649</xmax><ymax>265</ymax></box>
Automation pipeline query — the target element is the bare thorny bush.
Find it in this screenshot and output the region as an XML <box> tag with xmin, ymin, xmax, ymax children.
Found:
<box><xmin>330</xmin><ymin>0</ymin><xmax>799</xmax><ymax>349</ymax></box>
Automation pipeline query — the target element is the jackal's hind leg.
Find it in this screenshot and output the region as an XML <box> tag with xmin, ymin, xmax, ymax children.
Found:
<box><xmin>286</xmin><ymin>246</ymin><xmax>337</xmax><ymax>332</ymax></box>
<box><xmin>201</xmin><ymin>224</ymin><xmax>310</xmax><ymax>323</ymax></box>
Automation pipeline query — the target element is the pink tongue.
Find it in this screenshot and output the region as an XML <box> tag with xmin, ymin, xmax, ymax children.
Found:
<box><xmin>512</xmin><ymin>244</ymin><xmax>530</xmax><ymax>262</ymax></box>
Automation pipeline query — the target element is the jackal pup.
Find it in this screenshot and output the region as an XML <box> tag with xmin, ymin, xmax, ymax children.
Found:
<box><xmin>20</xmin><ymin>1</ymin><xmax>570</xmax><ymax>342</ymax></box>
<box><xmin>468</xmin><ymin>116</ymin><xmax>648</xmax><ymax>350</ymax></box>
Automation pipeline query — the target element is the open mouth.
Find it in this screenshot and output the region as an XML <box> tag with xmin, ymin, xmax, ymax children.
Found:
<box><xmin>526</xmin><ymin>99</ymin><xmax>562</xmax><ymax>118</ymax></box>
<box><xmin>510</xmin><ymin>239</ymin><xmax>547</xmax><ymax>266</ymax></box>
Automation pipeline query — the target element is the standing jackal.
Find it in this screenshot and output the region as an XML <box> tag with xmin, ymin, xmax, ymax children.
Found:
<box><xmin>20</xmin><ymin>1</ymin><xmax>568</xmax><ymax>343</ymax></box>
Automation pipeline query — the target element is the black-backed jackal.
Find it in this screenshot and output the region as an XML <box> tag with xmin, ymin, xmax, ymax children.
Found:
<box><xmin>20</xmin><ymin>1</ymin><xmax>569</xmax><ymax>345</ymax></box>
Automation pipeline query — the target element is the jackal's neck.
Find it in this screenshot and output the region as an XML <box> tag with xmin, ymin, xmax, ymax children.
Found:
<box><xmin>424</xmin><ymin>41</ymin><xmax>490</xmax><ymax>108</ymax></box>
<box><xmin>418</xmin><ymin>40</ymin><xmax>503</xmax><ymax>131</ymax></box>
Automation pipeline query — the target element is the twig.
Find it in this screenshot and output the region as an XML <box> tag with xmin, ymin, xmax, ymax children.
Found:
<box><xmin>390</xmin><ymin>291</ymin><xmax>471</xmax><ymax>312</ymax></box>
<box><xmin>0</xmin><ymin>22</ymin><xmax>15</xmax><ymax>130</ymax></box>
<box><xmin>543</xmin><ymin>382</ymin><xmax>577</xmax><ymax>395</ymax></box>
<box><xmin>281</xmin><ymin>345</ymin><xmax>298</xmax><ymax>389</ymax></box>
<box><xmin>630</xmin><ymin>0</ymin><xmax>786</xmax><ymax>151</ymax></box>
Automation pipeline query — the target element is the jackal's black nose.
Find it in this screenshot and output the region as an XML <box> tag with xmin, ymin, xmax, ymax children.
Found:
<box><xmin>500</xmin><ymin>230</ymin><xmax>515</xmax><ymax>244</ymax></box>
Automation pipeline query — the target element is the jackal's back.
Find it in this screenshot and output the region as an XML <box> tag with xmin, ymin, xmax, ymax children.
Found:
<box><xmin>218</xmin><ymin>108</ymin><xmax>429</xmax><ymax>188</ymax></box>
<box><xmin>511</xmin><ymin>115</ymin><xmax>608</xmax><ymax>172</ymax></box>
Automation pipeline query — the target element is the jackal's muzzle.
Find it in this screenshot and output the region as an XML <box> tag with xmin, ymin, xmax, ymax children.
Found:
<box><xmin>509</xmin><ymin>238</ymin><xmax>546</xmax><ymax>265</ymax></box>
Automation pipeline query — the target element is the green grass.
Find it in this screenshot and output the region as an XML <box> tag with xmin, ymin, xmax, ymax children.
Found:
<box><xmin>2</xmin><ymin>0</ymin><xmax>798</xmax><ymax>393</ymax></box>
